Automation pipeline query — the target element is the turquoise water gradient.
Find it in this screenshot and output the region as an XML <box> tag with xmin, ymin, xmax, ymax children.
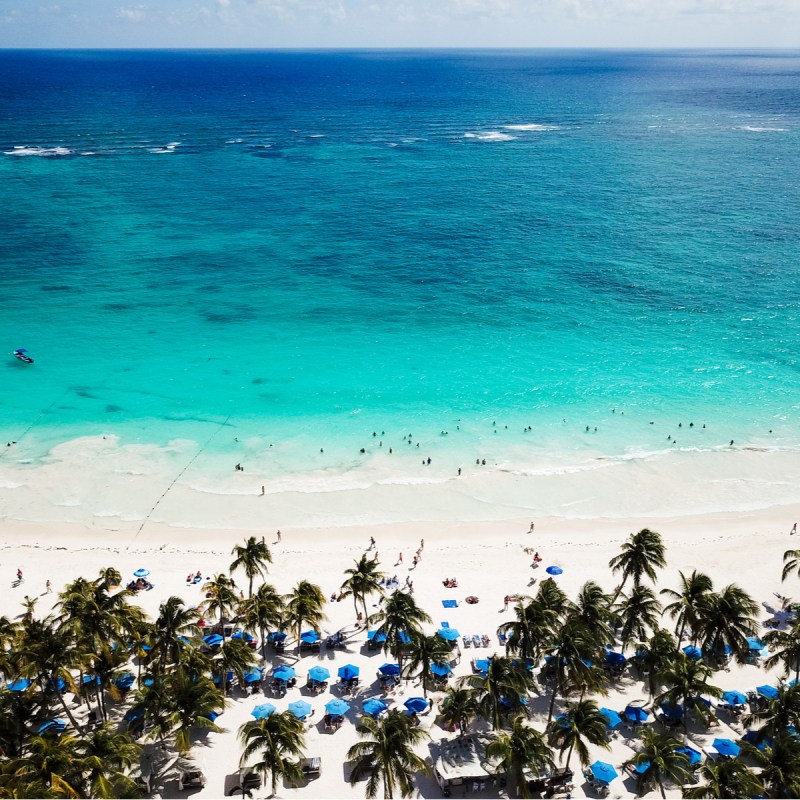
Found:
<box><xmin>1</xmin><ymin>50</ymin><xmax>799</xmax><ymax>475</ymax></box>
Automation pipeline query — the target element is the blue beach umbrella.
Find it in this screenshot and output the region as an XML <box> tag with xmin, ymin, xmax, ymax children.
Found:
<box><xmin>8</xmin><ymin>678</ymin><xmax>31</xmax><ymax>692</ymax></box>
<box><xmin>599</xmin><ymin>708</ymin><xmax>622</xmax><ymax>729</ymax></box>
<box><xmin>589</xmin><ymin>761</ymin><xmax>618</xmax><ymax>784</ymax></box>
<box><xmin>398</xmin><ymin>631</ymin><xmax>412</xmax><ymax>644</ymax></box>
<box><xmin>142</xmin><ymin>677</ymin><xmax>155</xmax><ymax>687</ymax></box>
<box><xmin>431</xmin><ymin>662</ymin><xmax>452</xmax><ymax>676</ymax></box>
<box><xmin>366</xmin><ymin>630</ymin><xmax>387</xmax><ymax>643</ymax></box>
<box><xmin>631</xmin><ymin>761</ymin><xmax>650</xmax><ymax>775</ymax></box>
<box><xmin>251</xmin><ymin>703</ymin><xmax>276</xmax><ymax>719</ymax></box>
<box><xmin>747</xmin><ymin>637</ymin><xmax>766</xmax><ymax>651</ymax></box>
<box><xmin>604</xmin><ymin>651</ymin><xmax>626</xmax><ymax>666</ymax></box>
<box><xmin>623</xmin><ymin>705</ymin><xmax>650</xmax><ymax>723</ymax></box>
<box><xmin>243</xmin><ymin>667</ymin><xmax>263</xmax><ymax>685</ymax></box>
<box><xmin>308</xmin><ymin>666</ymin><xmax>330</xmax><ymax>683</ymax></box>
<box><xmin>683</xmin><ymin>645</ymin><xmax>702</xmax><ymax>660</ymax></box>
<box><xmin>545</xmin><ymin>566</ymin><xmax>563</xmax><ymax>576</ymax></box>
<box><xmin>757</xmin><ymin>685</ymin><xmax>779</xmax><ymax>700</ymax></box>
<box><xmin>722</xmin><ymin>690</ymin><xmax>747</xmax><ymax>705</ymax></box>
<box><xmin>743</xmin><ymin>730</ymin><xmax>773</xmax><ymax>750</ymax></box>
<box><xmin>133</xmin><ymin>568</ymin><xmax>149</xmax><ymax>578</ymax></box>
<box><xmin>363</xmin><ymin>698</ymin><xmax>388</xmax><ymax>718</ymax></box>
<box><xmin>676</xmin><ymin>746</ymin><xmax>703</xmax><ymax>766</ymax></box>
<box><xmin>379</xmin><ymin>663</ymin><xmax>400</xmax><ymax>676</ymax></box>
<box><xmin>124</xmin><ymin>708</ymin><xmax>143</xmax><ymax>721</ymax></box>
<box><xmin>713</xmin><ymin>738</ymin><xmax>741</xmax><ymax>758</ymax></box>
<box><xmin>289</xmin><ymin>700</ymin><xmax>312</xmax><ymax>719</ymax></box>
<box><xmin>267</xmin><ymin>631</ymin><xmax>287</xmax><ymax>643</ymax></box>
<box><xmin>660</xmin><ymin>701</ymin><xmax>684</xmax><ymax>720</ymax></box>
<box><xmin>38</xmin><ymin>719</ymin><xmax>66</xmax><ymax>735</ymax></box>
<box><xmin>114</xmin><ymin>672</ymin><xmax>136</xmax><ymax>690</ymax></box>
<box><xmin>46</xmin><ymin>677</ymin><xmax>66</xmax><ymax>693</ymax></box>
<box><xmin>300</xmin><ymin>630</ymin><xmax>320</xmax><ymax>644</ymax></box>
<box><xmin>325</xmin><ymin>698</ymin><xmax>351</xmax><ymax>716</ymax></box>
<box><xmin>82</xmin><ymin>675</ymin><xmax>101</xmax><ymax>686</ymax></box>
<box><xmin>404</xmin><ymin>697</ymin><xmax>429</xmax><ymax>713</ymax></box>
<box><xmin>338</xmin><ymin>664</ymin><xmax>360</xmax><ymax>681</ymax></box>
<box><xmin>475</xmin><ymin>659</ymin><xmax>491</xmax><ymax>674</ymax></box>
<box><xmin>202</xmin><ymin>634</ymin><xmax>223</xmax><ymax>648</ymax></box>
<box><xmin>201</xmin><ymin>710</ymin><xmax>220</xmax><ymax>722</ymax></box>
<box><xmin>437</xmin><ymin>627</ymin><xmax>460</xmax><ymax>641</ymax></box>
<box><xmin>273</xmin><ymin>665</ymin><xmax>296</xmax><ymax>682</ymax></box>
<box><xmin>232</xmin><ymin>630</ymin><xmax>254</xmax><ymax>642</ymax></box>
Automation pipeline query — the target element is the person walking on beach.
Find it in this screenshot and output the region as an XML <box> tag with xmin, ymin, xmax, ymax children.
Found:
<box><xmin>792</xmin><ymin>522</ymin><xmax>798</xmax><ymax>536</ymax></box>
<box><xmin>277</xmin><ymin>530</ymin><xmax>282</xmax><ymax>542</ymax></box>
<box><xmin>45</xmin><ymin>579</ymin><xmax>52</xmax><ymax>594</ymax></box>
<box><xmin>368</xmin><ymin>536</ymin><xmax>375</xmax><ymax>550</ymax></box>
<box><xmin>503</xmin><ymin>594</ymin><xmax>509</xmax><ymax>610</ymax></box>
<box><xmin>397</xmin><ymin>552</ymin><xmax>403</xmax><ymax>565</ymax></box>
<box><xmin>261</xmin><ymin>485</ymin><xmax>265</xmax><ymax>496</ymax></box>
<box><xmin>529</xmin><ymin>521</ymin><xmax>535</xmax><ymax>533</ymax></box>
<box><xmin>16</xmin><ymin>568</ymin><xmax>23</xmax><ymax>583</ymax></box>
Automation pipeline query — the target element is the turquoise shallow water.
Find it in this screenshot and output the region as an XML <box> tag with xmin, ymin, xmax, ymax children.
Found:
<box><xmin>1</xmin><ymin>50</ymin><xmax>799</xmax><ymax>484</ymax></box>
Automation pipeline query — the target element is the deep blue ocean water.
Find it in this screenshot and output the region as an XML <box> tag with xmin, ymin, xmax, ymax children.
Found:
<box><xmin>1</xmin><ymin>50</ymin><xmax>799</xmax><ymax>480</ymax></box>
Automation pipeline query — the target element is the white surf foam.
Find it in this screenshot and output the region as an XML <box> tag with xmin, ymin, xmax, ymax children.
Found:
<box><xmin>503</xmin><ymin>123</ymin><xmax>560</xmax><ymax>131</ymax></box>
<box><xmin>464</xmin><ymin>131</ymin><xmax>516</xmax><ymax>142</ymax></box>
<box><xmin>4</xmin><ymin>146</ymin><xmax>72</xmax><ymax>157</ymax></box>
<box><xmin>147</xmin><ymin>141</ymin><xmax>181</xmax><ymax>154</ymax></box>
<box><xmin>739</xmin><ymin>126</ymin><xmax>788</xmax><ymax>132</ymax></box>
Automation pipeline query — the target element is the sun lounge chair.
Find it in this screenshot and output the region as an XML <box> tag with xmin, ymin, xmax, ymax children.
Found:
<box><xmin>472</xmin><ymin>634</ymin><xmax>481</xmax><ymax>647</ymax></box>
<box><xmin>481</xmin><ymin>634</ymin><xmax>490</xmax><ymax>647</ymax></box>
<box><xmin>498</xmin><ymin>632</ymin><xmax>507</xmax><ymax>645</ymax></box>
<box><xmin>463</xmin><ymin>636</ymin><xmax>471</xmax><ymax>648</ymax></box>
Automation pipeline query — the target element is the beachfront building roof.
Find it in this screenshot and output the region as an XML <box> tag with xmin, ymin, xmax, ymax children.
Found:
<box><xmin>431</xmin><ymin>733</ymin><xmax>502</xmax><ymax>790</ymax></box>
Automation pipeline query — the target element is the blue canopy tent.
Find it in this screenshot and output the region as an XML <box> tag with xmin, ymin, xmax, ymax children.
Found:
<box><xmin>404</xmin><ymin>697</ymin><xmax>429</xmax><ymax>713</ymax></box>
<box><xmin>676</xmin><ymin>746</ymin><xmax>703</xmax><ymax>766</ymax></box>
<box><xmin>363</xmin><ymin>698</ymin><xmax>388</xmax><ymax>718</ymax></box>
<box><xmin>325</xmin><ymin>699</ymin><xmax>351</xmax><ymax>717</ymax></box>
<box><xmin>243</xmin><ymin>667</ymin><xmax>263</xmax><ymax>685</ymax></box>
<box><xmin>251</xmin><ymin>703</ymin><xmax>276</xmax><ymax>719</ymax></box>
<box><xmin>437</xmin><ymin>627</ymin><xmax>461</xmax><ymax>641</ymax></box>
<box><xmin>273</xmin><ymin>665</ymin><xmax>296</xmax><ymax>682</ymax></box>
<box><xmin>722</xmin><ymin>690</ymin><xmax>747</xmax><ymax>706</ymax></box>
<box><xmin>589</xmin><ymin>761</ymin><xmax>618</xmax><ymax>784</ymax></box>
<box><xmin>683</xmin><ymin>645</ymin><xmax>702</xmax><ymax>660</ymax></box>
<box><xmin>623</xmin><ymin>705</ymin><xmax>650</xmax><ymax>723</ymax></box>
<box><xmin>308</xmin><ymin>666</ymin><xmax>330</xmax><ymax>683</ymax></box>
<box><xmin>38</xmin><ymin>719</ymin><xmax>66</xmax><ymax>735</ymax></box>
<box><xmin>599</xmin><ymin>708</ymin><xmax>622</xmax><ymax>729</ymax></box>
<box><xmin>712</xmin><ymin>738</ymin><xmax>741</xmax><ymax>758</ymax></box>
<box><xmin>379</xmin><ymin>663</ymin><xmax>401</xmax><ymax>676</ymax></box>
<box><xmin>289</xmin><ymin>700</ymin><xmax>312</xmax><ymax>719</ymax></box>
<box><xmin>338</xmin><ymin>664</ymin><xmax>360</xmax><ymax>681</ymax></box>
<box><xmin>431</xmin><ymin>662</ymin><xmax>452</xmax><ymax>676</ymax></box>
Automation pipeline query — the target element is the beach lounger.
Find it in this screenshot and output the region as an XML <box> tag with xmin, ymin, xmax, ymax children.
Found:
<box><xmin>472</xmin><ymin>634</ymin><xmax>481</xmax><ymax>647</ymax></box>
<box><xmin>463</xmin><ymin>636</ymin><xmax>471</xmax><ymax>648</ymax></box>
<box><xmin>481</xmin><ymin>634</ymin><xmax>490</xmax><ymax>647</ymax></box>
<box><xmin>498</xmin><ymin>632</ymin><xmax>507</xmax><ymax>645</ymax></box>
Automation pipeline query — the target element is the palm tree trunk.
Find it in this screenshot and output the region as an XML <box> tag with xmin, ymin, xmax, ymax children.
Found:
<box><xmin>547</xmin><ymin>672</ymin><xmax>561</xmax><ymax>724</ymax></box>
<box><xmin>55</xmin><ymin>686</ymin><xmax>83</xmax><ymax>733</ymax></box>
<box><xmin>611</xmin><ymin>575</ymin><xmax>628</xmax><ymax>604</ymax></box>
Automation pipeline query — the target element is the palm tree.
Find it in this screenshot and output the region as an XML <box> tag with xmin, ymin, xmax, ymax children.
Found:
<box><xmin>156</xmin><ymin>668</ymin><xmax>225</xmax><ymax>754</ymax></box>
<box><xmin>151</xmin><ymin>596</ymin><xmax>201</xmax><ymax>669</ymax></box>
<box><xmin>372</xmin><ymin>591</ymin><xmax>431</xmax><ymax>675</ymax></box>
<box><xmin>695</xmin><ymin>584</ymin><xmax>759</xmax><ymax>665</ymax></box>
<box><xmin>460</xmin><ymin>655</ymin><xmax>535</xmax><ymax>731</ymax></box>
<box><xmin>763</xmin><ymin>621</ymin><xmax>800</xmax><ymax>683</ymax></box>
<box><xmin>682</xmin><ymin>759</ymin><xmax>763</xmax><ymax>799</ymax></box>
<box><xmin>487</xmin><ymin>715</ymin><xmax>555</xmax><ymax>799</ymax></box>
<box><xmin>546</xmin><ymin>698</ymin><xmax>610</xmax><ymax>771</ymax></box>
<box><xmin>201</xmin><ymin>573</ymin><xmax>240</xmax><ymax>636</ymax></box>
<box><xmin>241</xmin><ymin>583</ymin><xmax>285</xmax><ymax>660</ymax></box>
<box><xmin>347</xmin><ymin>711</ymin><xmax>430</xmax><ymax>798</ymax></box>
<box><xmin>98</xmin><ymin>566</ymin><xmax>122</xmax><ymax>590</ymax></box>
<box><xmin>630</xmin><ymin>628</ymin><xmax>678</xmax><ymax>699</ymax></box>
<box><xmin>541</xmin><ymin>618</ymin><xmax>601</xmax><ymax>723</ymax></box>
<box><xmin>79</xmin><ymin>725</ymin><xmax>142</xmax><ymax>798</ymax></box>
<box><xmin>215</xmin><ymin>637</ymin><xmax>258</xmax><ymax>692</ymax></box>
<box><xmin>744</xmin><ymin>683</ymin><xmax>800</xmax><ymax>743</ymax></box>
<box><xmin>239</xmin><ymin>711</ymin><xmax>306</xmax><ymax>797</ymax></box>
<box><xmin>403</xmin><ymin>633</ymin><xmax>452</xmax><ymax>697</ymax></box>
<box><xmin>285</xmin><ymin>580</ymin><xmax>327</xmax><ymax>644</ymax></box>
<box><xmin>783</xmin><ymin>549</ymin><xmax>800</xmax><ymax>582</ymax></box>
<box><xmin>625</xmin><ymin>729</ymin><xmax>691</xmax><ymax>798</ymax></box>
<box><xmin>742</xmin><ymin>731</ymin><xmax>800</xmax><ymax>799</ymax></box>
<box><xmin>230</xmin><ymin>536</ymin><xmax>272</xmax><ymax>599</ymax></box>
<box><xmin>438</xmin><ymin>687</ymin><xmax>478</xmax><ymax>735</ymax></box>
<box><xmin>616</xmin><ymin>585</ymin><xmax>663</xmax><ymax>652</ymax></box>
<box><xmin>340</xmin><ymin>554</ymin><xmax>385</xmax><ymax>629</ymax></box>
<box><xmin>609</xmin><ymin>528</ymin><xmax>667</xmax><ymax>601</ymax></box>
<box><xmin>571</xmin><ymin>581</ymin><xmax>614</xmax><ymax>642</ymax></box>
<box><xmin>655</xmin><ymin>654</ymin><xmax>722</xmax><ymax>735</ymax></box>
<box><xmin>2</xmin><ymin>733</ymin><xmax>84</xmax><ymax>798</ymax></box>
<box><xmin>500</xmin><ymin>596</ymin><xmax>560</xmax><ymax>667</ymax></box>
<box><xmin>661</xmin><ymin>570</ymin><xmax>714</xmax><ymax>645</ymax></box>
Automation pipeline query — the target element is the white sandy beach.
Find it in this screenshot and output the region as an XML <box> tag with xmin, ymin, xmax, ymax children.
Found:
<box><xmin>1</xmin><ymin>478</ymin><xmax>799</xmax><ymax>799</ymax></box>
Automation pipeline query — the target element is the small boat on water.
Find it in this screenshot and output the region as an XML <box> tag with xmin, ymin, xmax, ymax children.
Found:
<box><xmin>13</xmin><ymin>348</ymin><xmax>33</xmax><ymax>364</ymax></box>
